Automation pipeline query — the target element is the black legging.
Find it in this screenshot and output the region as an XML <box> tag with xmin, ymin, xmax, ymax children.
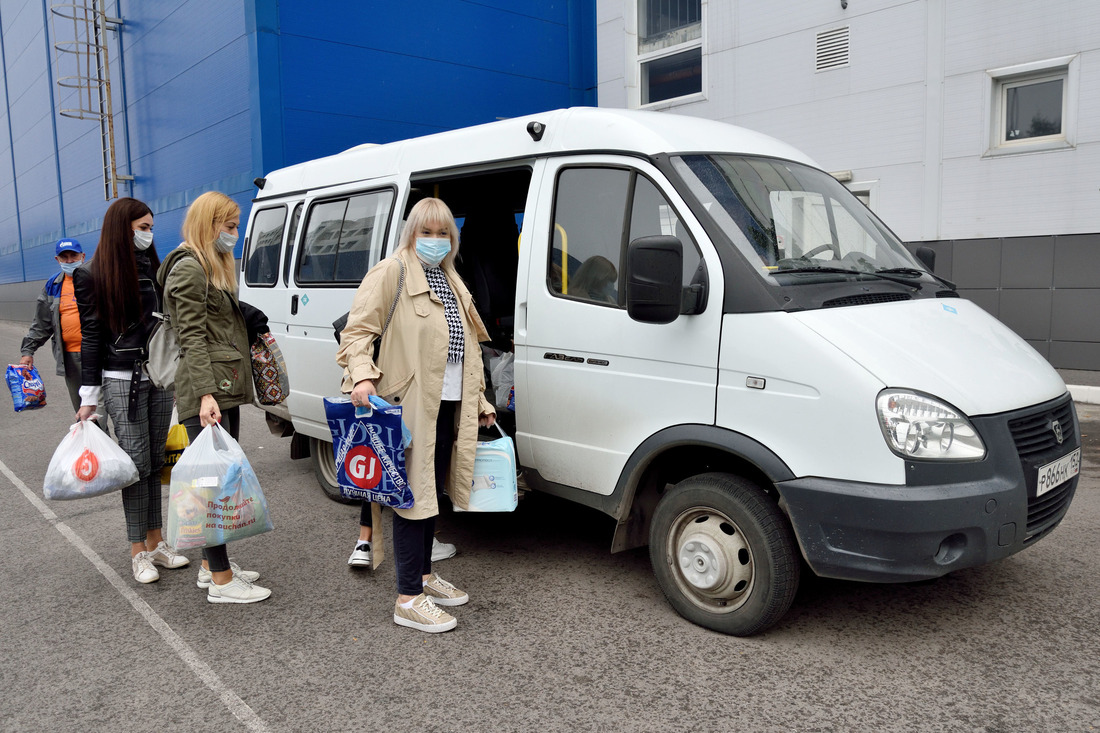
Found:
<box><xmin>181</xmin><ymin>406</ymin><xmax>240</xmax><ymax>573</ymax></box>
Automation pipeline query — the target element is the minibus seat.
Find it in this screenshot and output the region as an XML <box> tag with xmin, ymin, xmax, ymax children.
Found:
<box><xmin>457</xmin><ymin>205</ymin><xmax>519</xmax><ymax>351</ymax></box>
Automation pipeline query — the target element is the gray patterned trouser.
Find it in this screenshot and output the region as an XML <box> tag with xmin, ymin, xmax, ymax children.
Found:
<box><xmin>101</xmin><ymin>377</ymin><xmax>174</xmax><ymax>543</ymax></box>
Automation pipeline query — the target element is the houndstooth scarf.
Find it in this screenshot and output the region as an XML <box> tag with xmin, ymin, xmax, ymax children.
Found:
<box><xmin>423</xmin><ymin>266</ymin><xmax>464</xmax><ymax>364</ymax></box>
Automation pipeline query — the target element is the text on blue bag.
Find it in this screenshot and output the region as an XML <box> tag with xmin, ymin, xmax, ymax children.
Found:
<box><xmin>324</xmin><ymin>397</ymin><xmax>413</xmax><ymax>508</ymax></box>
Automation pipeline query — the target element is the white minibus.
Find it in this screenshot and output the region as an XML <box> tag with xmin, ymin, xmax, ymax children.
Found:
<box><xmin>239</xmin><ymin>108</ymin><xmax>1080</xmax><ymax>635</ymax></box>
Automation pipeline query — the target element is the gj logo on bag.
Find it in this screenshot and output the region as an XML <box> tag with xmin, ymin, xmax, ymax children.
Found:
<box><xmin>344</xmin><ymin>445</ymin><xmax>383</xmax><ymax>490</ymax></box>
<box><xmin>324</xmin><ymin>396</ymin><xmax>413</xmax><ymax>508</ymax></box>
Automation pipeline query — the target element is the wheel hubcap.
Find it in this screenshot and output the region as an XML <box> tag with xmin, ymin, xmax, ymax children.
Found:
<box><xmin>669</xmin><ymin>510</ymin><xmax>753</xmax><ymax>612</ymax></box>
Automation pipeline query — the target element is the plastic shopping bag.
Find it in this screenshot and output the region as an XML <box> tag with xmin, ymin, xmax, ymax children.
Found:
<box><xmin>324</xmin><ymin>396</ymin><xmax>413</xmax><ymax>508</ymax></box>
<box><xmin>490</xmin><ymin>352</ymin><xmax>515</xmax><ymax>412</ymax></box>
<box><xmin>161</xmin><ymin>423</ymin><xmax>189</xmax><ymax>485</ymax></box>
<box><xmin>6</xmin><ymin>364</ymin><xmax>46</xmax><ymax>412</ymax></box>
<box><xmin>166</xmin><ymin>423</ymin><xmax>274</xmax><ymax>550</ymax></box>
<box><xmin>43</xmin><ymin>420</ymin><xmax>138</xmax><ymax>500</ymax></box>
<box><xmin>455</xmin><ymin>423</ymin><xmax>518</xmax><ymax>513</ymax></box>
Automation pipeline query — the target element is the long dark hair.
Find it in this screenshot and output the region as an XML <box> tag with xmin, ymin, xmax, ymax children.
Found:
<box><xmin>90</xmin><ymin>197</ymin><xmax>160</xmax><ymax>334</ymax></box>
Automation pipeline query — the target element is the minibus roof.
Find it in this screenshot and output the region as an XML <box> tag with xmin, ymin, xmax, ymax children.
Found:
<box><xmin>256</xmin><ymin>107</ymin><xmax>820</xmax><ymax>199</ymax></box>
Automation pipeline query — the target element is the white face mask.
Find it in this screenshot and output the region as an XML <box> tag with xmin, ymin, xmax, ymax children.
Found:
<box><xmin>215</xmin><ymin>231</ymin><xmax>238</xmax><ymax>254</ymax></box>
<box><xmin>133</xmin><ymin>229</ymin><xmax>154</xmax><ymax>250</ymax></box>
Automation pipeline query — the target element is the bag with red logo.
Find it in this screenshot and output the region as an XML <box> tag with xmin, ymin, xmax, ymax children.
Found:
<box><xmin>324</xmin><ymin>396</ymin><xmax>412</xmax><ymax>508</ymax></box>
<box><xmin>166</xmin><ymin>423</ymin><xmax>274</xmax><ymax>550</ymax></box>
<box><xmin>43</xmin><ymin>419</ymin><xmax>138</xmax><ymax>500</ymax></box>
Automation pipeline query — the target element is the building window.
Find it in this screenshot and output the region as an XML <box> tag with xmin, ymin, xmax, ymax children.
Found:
<box><xmin>637</xmin><ymin>0</ymin><xmax>702</xmax><ymax>106</ymax></box>
<box><xmin>987</xmin><ymin>56</ymin><xmax>1077</xmax><ymax>155</ymax></box>
<box><xmin>1002</xmin><ymin>75</ymin><xmax>1063</xmax><ymax>142</ymax></box>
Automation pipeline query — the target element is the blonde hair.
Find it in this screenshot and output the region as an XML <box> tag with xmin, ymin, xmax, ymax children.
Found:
<box><xmin>181</xmin><ymin>191</ymin><xmax>240</xmax><ymax>292</ymax></box>
<box><xmin>399</xmin><ymin>197</ymin><xmax>459</xmax><ymax>268</ymax></box>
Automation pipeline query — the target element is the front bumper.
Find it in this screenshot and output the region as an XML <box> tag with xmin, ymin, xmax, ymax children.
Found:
<box><xmin>776</xmin><ymin>394</ymin><xmax>1080</xmax><ymax>582</ymax></box>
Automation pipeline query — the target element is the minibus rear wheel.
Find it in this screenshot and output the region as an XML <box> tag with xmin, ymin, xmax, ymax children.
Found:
<box><xmin>649</xmin><ymin>473</ymin><xmax>800</xmax><ymax>636</ymax></box>
<box><xmin>310</xmin><ymin>436</ymin><xmax>356</xmax><ymax>504</ymax></box>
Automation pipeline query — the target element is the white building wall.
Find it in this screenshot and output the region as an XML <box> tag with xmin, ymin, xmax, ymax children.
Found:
<box><xmin>597</xmin><ymin>0</ymin><xmax>1100</xmax><ymax>243</ymax></box>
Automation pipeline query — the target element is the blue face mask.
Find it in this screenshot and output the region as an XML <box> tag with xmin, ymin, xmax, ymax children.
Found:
<box><xmin>415</xmin><ymin>237</ymin><xmax>451</xmax><ymax>267</ymax></box>
<box><xmin>59</xmin><ymin>261</ymin><xmax>81</xmax><ymax>275</ymax></box>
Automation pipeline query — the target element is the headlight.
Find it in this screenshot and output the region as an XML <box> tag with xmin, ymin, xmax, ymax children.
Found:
<box><xmin>876</xmin><ymin>390</ymin><xmax>986</xmax><ymax>461</ymax></box>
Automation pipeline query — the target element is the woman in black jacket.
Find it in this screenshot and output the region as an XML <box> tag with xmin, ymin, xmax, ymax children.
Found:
<box><xmin>74</xmin><ymin>197</ymin><xmax>190</xmax><ymax>585</ymax></box>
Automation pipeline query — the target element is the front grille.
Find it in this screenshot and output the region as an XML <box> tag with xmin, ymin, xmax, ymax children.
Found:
<box><xmin>822</xmin><ymin>292</ymin><xmax>910</xmax><ymax>308</ymax></box>
<box><xmin>1025</xmin><ymin>481</ymin><xmax>1074</xmax><ymax>542</ymax></box>
<box><xmin>1006</xmin><ymin>394</ymin><xmax>1078</xmax><ymax>542</ymax></box>
<box><xmin>1008</xmin><ymin>398</ymin><xmax>1076</xmax><ymax>458</ymax></box>
<box><xmin>936</xmin><ymin>290</ymin><xmax>961</xmax><ymax>298</ymax></box>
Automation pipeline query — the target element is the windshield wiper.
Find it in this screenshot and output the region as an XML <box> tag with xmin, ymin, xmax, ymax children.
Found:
<box><xmin>876</xmin><ymin>267</ymin><xmax>956</xmax><ymax>291</ymax></box>
<box><xmin>773</xmin><ymin>265</ymin><xmax>923</xmax><ymax>288</ymax></box>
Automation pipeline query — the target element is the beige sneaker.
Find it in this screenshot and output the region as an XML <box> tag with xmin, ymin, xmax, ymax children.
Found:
<box><xmin>422</xmin><ymin>573</ymin><xmax>469</xmax><ymax>606</ymax></box>
<box><xmin>393</xmin><ymin>594</ymin><xmax>457</xmax><ymax>633</ymax></box>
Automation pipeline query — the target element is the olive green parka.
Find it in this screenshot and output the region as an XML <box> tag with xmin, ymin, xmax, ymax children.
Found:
<box><xmin>158</xmin><ymin>247</ymin><xmax>252</xmax><ymax>421</ymax></box>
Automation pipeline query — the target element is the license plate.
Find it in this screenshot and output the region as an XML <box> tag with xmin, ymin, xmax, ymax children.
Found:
<box><xmin>1036</xmin><ymin>448</ymin><xmax>1080</xmax><ymax>497</ymax></box>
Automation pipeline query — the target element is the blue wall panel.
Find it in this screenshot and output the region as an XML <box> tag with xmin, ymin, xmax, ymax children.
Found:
<box><xmin>0</xmin><ymin>0</ymin><xmax>596</xmax><ymax>285</ymax></box>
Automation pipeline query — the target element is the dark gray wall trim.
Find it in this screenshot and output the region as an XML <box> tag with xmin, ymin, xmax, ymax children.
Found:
<box><xmin>906</xmin><ymin>233</ymin><xmax>1100</xmax><ymax>370</ymax></box>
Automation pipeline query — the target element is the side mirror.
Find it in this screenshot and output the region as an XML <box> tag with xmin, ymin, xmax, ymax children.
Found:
<box><xmin>915</xmin><ymin>246</ymin><xmax>936</xmax><ymax>273</ymax></box>
<box><xmin>626</xmin><ymin>235</ymin><xmax>683</xmax><ymax>324</ymax></box>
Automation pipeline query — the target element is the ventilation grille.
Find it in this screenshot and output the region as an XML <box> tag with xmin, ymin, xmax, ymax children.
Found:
<box><xmin>822</xmin><ymin>292</ymin><xmax>910</xmax><ymax>308</ymax></box>
<box><xmin>816</xmin><ymin>27</ymin><xmax>850</xmax><ymax>71</ymax></box>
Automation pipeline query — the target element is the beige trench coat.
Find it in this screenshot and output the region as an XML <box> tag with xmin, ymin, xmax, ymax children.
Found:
<box><xmin>336</xmin><ymin>246</ymin><xmax>495</xmax><ymax>520</ymax></box>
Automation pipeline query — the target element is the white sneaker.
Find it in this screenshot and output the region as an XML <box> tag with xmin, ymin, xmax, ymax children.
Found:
<box><xmin>348</xmin><ymin>541</ymin><xmax>372</xmax><ymax>567</ymax></box>
<box><xmin>431</xmin><ymin>537</ymin><xmax>457</xmax><ymax>562</ymax></box>
<box><xmin>148</xmin><ymin>541</ymin><xmax>190</xmax><ymax>569</ymax></box>
<box><xmin>207</xmin><ymin>575</ymin><xmax>272</xmax><ymax>604</ymax></box>
<box><xmin>132</xmin><ymin>552</ymin><xmax>159</xmax><ymax>584</ymax></box>
<box><xmin>196</xmin><ymin>561</ymin><xmax>261</xmax><ymax>589</ymax></box>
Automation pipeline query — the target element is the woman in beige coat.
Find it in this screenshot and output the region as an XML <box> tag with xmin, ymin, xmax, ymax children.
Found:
<box><xmin>336</xmin><ymin>197</ymin><xmax>495</xmax><ymax>633</ymax></box>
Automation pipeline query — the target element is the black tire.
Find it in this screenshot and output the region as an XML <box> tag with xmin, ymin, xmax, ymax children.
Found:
<box><xmin>649</xmin><ymin>472</ymin><xmax>800</xmax><ymax>636</ymax></box>
<box><xmin>310</xmin><ymin>436</ymin><xmax>356</xmax><ymax>504</ymax></box>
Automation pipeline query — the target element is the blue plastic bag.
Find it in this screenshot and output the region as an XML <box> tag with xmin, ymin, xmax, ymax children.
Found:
<box><xmin>324</xmin><ymin>396</ymin><xmax>413</xmax><ymax>508</ymax></box>
<box><xmin>455</xmin><ymin>423</ymin><xmax>518</xmax><ymax>512</ymax></box>
<box><xmin>6</xmin><ymin>364</ymin><xmax>46</xmax><ymax>412</ymax></box>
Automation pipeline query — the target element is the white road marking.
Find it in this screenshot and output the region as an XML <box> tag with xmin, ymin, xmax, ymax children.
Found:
<box><xmin>0</xmin><ymin>457</ymin><xmax>271</xmax><ymax>733</ymax></box>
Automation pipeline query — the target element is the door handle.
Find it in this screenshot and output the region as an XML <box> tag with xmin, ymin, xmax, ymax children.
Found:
<box><xmin>291</xmin><ymin>294</ymin><xmax>299</xmax><ymax>315</ymax></box>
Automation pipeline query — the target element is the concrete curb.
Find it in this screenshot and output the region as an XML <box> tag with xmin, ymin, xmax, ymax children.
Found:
<box><xmin>1068</xmin><ymin>385</ymin><xmax>1100</xmax><ymax>406</ymax></box>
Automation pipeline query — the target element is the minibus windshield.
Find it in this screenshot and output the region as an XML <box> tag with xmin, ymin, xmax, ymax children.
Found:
<box><xmin>672</xmin><ymin>154</ymin><xmax>925</xmax><ymax>286</ymax></box>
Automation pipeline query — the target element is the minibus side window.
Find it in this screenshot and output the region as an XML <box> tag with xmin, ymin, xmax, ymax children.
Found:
<box><xmin>297</xmin><ymin>190</ymin><xmax>394</xmax><ymax>284</ymax></box>
<box><xmin>549</xmin><ymin>167</ymin><xmax>631</xmax><ymax>305</ymax></box>
<box><xmin>243</xmin><ymin>206</ymin><xmax>287</xmax><ymax>287</ymax></box>
<box><xmin>548</xmin><ymin>167</ymin><xmax>702</xmax><ymax>307</ymax></box>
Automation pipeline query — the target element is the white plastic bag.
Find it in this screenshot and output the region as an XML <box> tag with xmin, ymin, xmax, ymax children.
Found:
<box><xmin>167</xmin><ymin>423</ymin><xmax>273</xmax><ymax>550</ymax></box>
<box><xmin>43</xmin><ymin>420</ymin><xmax>138</xmax><ymax>500</ymax></box>
<box><xmin>491</xmin><ymin>351</ymin><xmax>515</xmax><ymax>411</ymax></box>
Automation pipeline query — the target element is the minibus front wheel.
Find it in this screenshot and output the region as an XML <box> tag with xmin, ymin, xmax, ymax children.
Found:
<box><xmin>310</xmin><ymin>436</ymin><xmax>356</xmax><ymax>504</ymax></box>
<box><xmin>649</xmin><ymin>473</ymin><xmax>800</xmax><ymax>636</ymax></box>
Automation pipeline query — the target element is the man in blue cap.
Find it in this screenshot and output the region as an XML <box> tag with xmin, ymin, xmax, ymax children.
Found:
<box><xmin>19</xmin><ymin>238</ymin><xmax>91</xmax><ymax>414</ymax></box>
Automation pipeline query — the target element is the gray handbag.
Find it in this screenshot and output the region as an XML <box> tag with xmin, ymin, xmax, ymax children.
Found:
<box><xmin>145</xmin><ymin>255</ymin><xmax>206</xmax><ymax>389</ymax></box>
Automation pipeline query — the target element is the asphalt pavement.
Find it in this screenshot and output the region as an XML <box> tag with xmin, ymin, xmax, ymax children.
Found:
<box><xmin>1</xmin><ymin>318</ymin><xmax>1098</xmax><ymax>733</ymax></box>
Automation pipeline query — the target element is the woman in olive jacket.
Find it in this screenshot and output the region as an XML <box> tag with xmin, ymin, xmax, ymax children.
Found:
<box><xmin>159</xmin><ymin>191</ymin><xmax>270</xmax><ymax>604</ymax></box>
<box><xmin>75</xmin><ymin>197</ymin><xmax>190</xmax><ymax>585</ymax></box>
<box><xmin>337</xmin><ymin>197</ymin><xmax>496</xmax><ymax>633</ymax></box>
